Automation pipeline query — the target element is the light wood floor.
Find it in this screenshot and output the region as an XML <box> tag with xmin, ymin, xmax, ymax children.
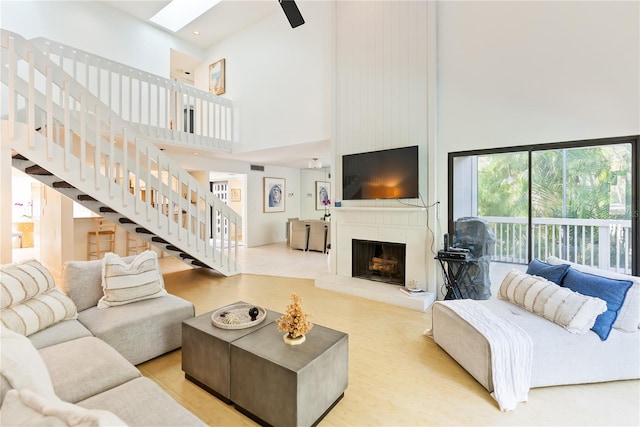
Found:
<box><xmin>139</xmin><ymin>249</ymin><xmax>640</xmax><ymax>427</ymax></box>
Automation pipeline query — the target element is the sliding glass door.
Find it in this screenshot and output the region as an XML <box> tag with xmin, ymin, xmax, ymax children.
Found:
<box><xmin>449</xmin><ymin>136</ymin><xmax>637</xmax><ymax>274</ymax></box>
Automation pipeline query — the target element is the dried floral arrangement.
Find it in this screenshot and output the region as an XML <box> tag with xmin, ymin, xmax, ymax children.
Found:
<box><xmin>276</xmin><ymin>293</ymin><xmax>313</xmax><ymax>339</ymax></box>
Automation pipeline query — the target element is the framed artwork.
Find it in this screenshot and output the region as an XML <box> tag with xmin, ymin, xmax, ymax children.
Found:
<box><xmin>209</xmin><ymin>58</ymin><xmax>225</xmax><ymax>95</ymax></box>
<box><xmin>230</xmin><ymin>188</ymin><xmax>241</xmax><ymax>202</ymax></box>
<box><xmin>263</xmin><ymin>177</ymin><xmax>285</xmax><ymax>213</ymax></box>
<box><xmin>316</xmin><ymin>181</ymin><xmax>331</xmax><ymax>210</ymax></box>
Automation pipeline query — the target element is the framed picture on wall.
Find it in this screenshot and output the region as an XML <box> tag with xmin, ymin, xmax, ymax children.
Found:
<box><xmin>264</xmin><ymin>177</ymin><xmax>285</xmax><ymax>213</ymax></box>
<box><xmin>230</xmin><ymin>188</ymin><xmax>241</xmax><ymax>202</ymax></box>
<box><xmin>316</xmin><ymin>181</ymin><xmax>331</xmax><ymax>210</ymax></box>
<box><xmin>209</xmin><ymin>58</ymin><xmax>225</xmax><ymax>95</ymax></box>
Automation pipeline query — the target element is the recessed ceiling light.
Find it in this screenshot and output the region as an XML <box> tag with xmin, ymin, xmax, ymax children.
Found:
<box><xmin>193</xmin><ymin>31</ymin><xmax>200</xmax><ymax>35</ymax></box>
<box><xmin>193</xmin><ymin>152</ymin><xmax>200</xmax><ymax>156</ymax></box>
<box><xmin>150</xmin><ymin>0</ymin><xmax>222</xmax><ymax>32</ymax></box>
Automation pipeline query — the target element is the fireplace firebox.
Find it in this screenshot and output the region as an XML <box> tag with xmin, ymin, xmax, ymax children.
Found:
<box><xmin>352</xmin><ymin>239</ymin><xmax>406</xmax><ymax>286</ymax></box>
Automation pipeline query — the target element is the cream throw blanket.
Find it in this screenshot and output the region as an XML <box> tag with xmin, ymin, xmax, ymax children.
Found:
<box><xmin>427</xmin><ymin>300</ymin><xmax>533</xmax><ymax>411</ymax></box>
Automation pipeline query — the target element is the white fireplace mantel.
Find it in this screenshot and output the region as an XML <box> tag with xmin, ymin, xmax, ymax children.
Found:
<box><xmin>318</xmin><ymin>209</ymin><xmax>435</xmax><ymax>311</ymax></box>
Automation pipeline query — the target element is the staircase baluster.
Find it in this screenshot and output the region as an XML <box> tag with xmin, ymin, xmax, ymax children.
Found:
<box><xmin>63</xmin><ymin>80</ymin><xmax>70</xmax><ymax>171</ymax></box>
<box><xmin>7</xmin><ymin>35</ymin><xmax>16</xmax><ymax>140</ymax></box>
<box><xmin>79</xmin><ymin>93</ymin><xmax>85</xmax><ymax>181</ymax></box>
<box><xmin>122</xmin><ymin>127</ymin><xmax>128</xmax><ymax>207</ymax></box>
<box><xmin>27</xmin><ymin>51</ymin><xmax>35</xmax><ymax>149</ymax></box>
<box><xmin>45</xmin><ymin>65</ymin><xmax>53</xmax><ymax>160</ymax></box>
<box><xmin>109</xmin><ymin>117</ymin><xmax>115</xmax><ymax>199</ymax></box>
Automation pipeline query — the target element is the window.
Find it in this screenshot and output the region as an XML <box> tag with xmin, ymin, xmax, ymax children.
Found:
<box><xmin>449</xmin><ymin>136</ymin><xmax>639</xmax><ymax>274</ymax></box>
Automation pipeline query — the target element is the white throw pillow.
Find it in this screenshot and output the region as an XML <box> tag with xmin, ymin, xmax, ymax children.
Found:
<box><xmin>98</xmin><ymin>251</ymin><xmax>167</xmax><ymax>309</ymax></box>
<box><xmin>0</xmin><ymin>326</ymin><xmax>58</xmax><ymax>401</ymax></box>
<box><xmin>499</xmin><ymin>270</ymin><xmax>607</xmax><ymax>334</ymax></box>
<box><xmin>1</xmin><ymin>288</ymin><xmax>79</xmax><ymax>336</ymax></box>
<box><xmin>1</xmin><ymin>259</ymin><xmax>56</xmax><ymax>309</ymax></box>
<box><xmin>0</xmin><ymin>389</ymin><xmax>127</xmax><ymax>427</ymax></box>
<box><xmin>546</xmin><ymin>256</ymin><xmax>640</xmax><ymax>331</ymax></box>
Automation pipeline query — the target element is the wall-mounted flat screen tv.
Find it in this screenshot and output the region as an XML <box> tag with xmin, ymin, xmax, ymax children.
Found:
<box><xmin>342</xmin><ymin>145</ymin><xmax>419</xmax><ymax>200</ymax></box>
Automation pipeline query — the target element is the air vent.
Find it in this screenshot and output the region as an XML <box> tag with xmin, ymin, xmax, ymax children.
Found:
<box><xmin>250</xmin><ymin>165</ymin><xmax>265</xmax><ymax>172</ymax></box>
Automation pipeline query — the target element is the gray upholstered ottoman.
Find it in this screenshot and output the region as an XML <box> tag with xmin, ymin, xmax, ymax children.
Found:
<box><xmin>230</xmin><ymin>322</ymin><xmax>348</xmax><ymax>427</ymax></box>
<box><xmin>181</xmin><ymin>305</ymin><xmax>282</xmax><ymax>402</ymax></box>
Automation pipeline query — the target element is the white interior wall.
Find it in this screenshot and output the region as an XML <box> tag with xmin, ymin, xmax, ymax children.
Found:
<box><xmin>300</xmin><ymin>168</ymin><xmax>331</xmax><ymax>221</ymax></box>
<box><xmin>436</xmin><ymin>0</ymin><xmax>640</xmax><ymax>225</ymax></box>
<box><xmin>172</xmin><ymin>152</ymin><xmax>301</xmax><ymax>247</ymax></box>
<box><xmin>193</xmin><ymin>1</ymin><xmax>333</xmax><ymax>153</ymax></box>
<box><xmin>0</xmin><ymin>1</ymin><xmax>203</xmax><ymax>77</ymax></box>
<box><xmin>334</xmin><ymin>1</ymin><xmax>430</xmax><ymax>205</ymax></box>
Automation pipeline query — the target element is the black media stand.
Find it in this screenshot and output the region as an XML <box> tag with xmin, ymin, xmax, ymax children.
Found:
<box><xmin>435</xmin><ymin>252</ymin><xmax>479</xmax><ymax>300</ymax></box>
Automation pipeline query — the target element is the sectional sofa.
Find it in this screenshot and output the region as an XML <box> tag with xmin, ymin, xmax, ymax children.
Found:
<box><xmin>430</xmin><ymin>256</ymin><xmax>640</xmax><ymax>410</ymax></box>
<box><xmin>1</xmin><ymin>255</ymin><xmax>206</xmax><ymax>426</ymax></box>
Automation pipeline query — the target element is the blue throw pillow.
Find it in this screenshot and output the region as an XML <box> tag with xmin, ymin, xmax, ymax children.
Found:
<box><xmin>561</xmin><ymin>268</ymin><xmax>633</xmax><ymax>341</ymax></box>
<box><xmin>526</xmin><ymin>259</ymin><xmax>570</xmax><ymax>284</ymax></box>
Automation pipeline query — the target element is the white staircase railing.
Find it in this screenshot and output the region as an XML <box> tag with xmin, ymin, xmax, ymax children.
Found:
<box><xmin>1</xmin><ymin>30</ymin><xmax>241</xmax><ymax>275</ymax></box>
<box><xmin>29</xmin><ymin>37</ymin><xmax>234</xmax><ymax>153</ymax></box>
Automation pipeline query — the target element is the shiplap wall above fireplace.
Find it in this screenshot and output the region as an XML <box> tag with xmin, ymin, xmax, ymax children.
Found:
<box><xmin>324</xmin><ymin>1</ymin><xmax>438</xmax><ymax>303</ymax></box>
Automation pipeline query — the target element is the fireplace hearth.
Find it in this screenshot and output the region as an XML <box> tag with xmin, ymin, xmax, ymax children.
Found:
<box><xmin>352</xmin><ymin>239</ymin><xmax>406</xmax><ymax>286</ymax></box>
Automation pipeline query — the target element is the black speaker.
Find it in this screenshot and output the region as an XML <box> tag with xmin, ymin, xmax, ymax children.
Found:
<box><xmin>279</xmin><ymin>0</ymin><xmax>305</xmax><ymax>28</ymax></box>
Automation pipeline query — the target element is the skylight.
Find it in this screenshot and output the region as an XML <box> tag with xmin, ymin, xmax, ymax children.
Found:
<box><xmin>150</xmin><ymin>0</ymin><xmax>222</xmax><ymax>32</ymax></box>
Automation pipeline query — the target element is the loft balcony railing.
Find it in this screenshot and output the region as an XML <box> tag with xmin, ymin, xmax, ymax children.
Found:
<box><xmin>29</xmin><ymin>37</ymin><xmax>233</xmax><ymax>153</ymax></box>
<box><xmin>1</xmin><ymin>29</ymin><xmax>241</xmax><ymax>275</ymax></box>
<box><xmin>483</xmin><ymin>216</ymin><xmax>632</xmax><ymax>275</ymax></box>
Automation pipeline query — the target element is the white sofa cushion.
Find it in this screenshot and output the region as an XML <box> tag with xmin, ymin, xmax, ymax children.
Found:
<box><xmin>0</xmin><ymin>326</ymin><xmax>57</xmax><ymax>405</ymax></box>
<box><xmin>546</xmin><ymin>256</ymin><xmax>640</xmax><ymax>331</ymax></box>
<box><xmin>98</xmin><ymin>251</ymin><xmax>166</xmax><ymax>309</ymax></box>
<box><xmin>0</xmin><ymin>389</ymin><xmax>126</xmax><ymax>427</ymax></box>
<box><xmin>499</xmin><ymin>270</ymin><xmax>607</xmax><ymax>334</ymax></box>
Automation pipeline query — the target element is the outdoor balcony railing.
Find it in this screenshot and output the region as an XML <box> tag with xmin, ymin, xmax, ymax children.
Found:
<box><xmin>483</xmin><ymin>216</ymin><xmax>632</xmax><ymax>274</ymax></box>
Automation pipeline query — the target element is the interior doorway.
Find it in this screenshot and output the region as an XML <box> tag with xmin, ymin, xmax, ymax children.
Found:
<box><xmin>11</xmin><ymin>169</ymin><xmax>40</xmax><ymax>263</ymax></box>
<box><xmin>210</xmin><ymin>172</ymin><xmax>246</xmax><ymax>246</ymax></box>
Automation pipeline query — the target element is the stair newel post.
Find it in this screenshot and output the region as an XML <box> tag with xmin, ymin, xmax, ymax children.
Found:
<box><xmin>234</xmin><ymin>216</ymin><xmax>239</xmax><ymax>272</ymax></box>
<box><xmin>96</xmin><ymin>58</ymin><xmax>102</xmax><ymax>109</ymax></box>
<box><xmin>145</xmin><ymin>146</ymin><xmax>151</xmax><ymax>221</ymax></box>
<box><xmin>45</xmin><ymin>65</ymin><xmax>54</xmax><ymax>161</ymax></box>
<box><xmin>122</xmin><ymin>127</ymin><xmax>128</xmax><ymax>208</ymax></box>
<box><xmin>6</xmin><ymin>34</ymin><xmax>16</xmax><ymax>141</ymax></box>
<box><xmin>118</xmin><ymin>65</ymin><xmax>123</xmax><ymax>121</ymax></box>
<box><xmin>94</xmin><ymin>105</ymin><xmax>100</xmax><ymax>191</ymax></box>
<box><xmin>27</xmin><ymin>51</ymin><xmax>36</xmax><ymax>149</ymax></box>
<box><xmin>63</xmin><ymin>80</ymin><xmax>70</xmax><ymax>171</ymax></box>
<box><xmin>155</xmin><ymin>81</ymin><xmax>160</xmax><ymax>138</ymax></box>
<box><xmin>109</xmin><ymin>117</ymin><xmax>115</xmax><ymax>199</ymax></box>
<box><xmin>176</xmin><ymin>170</ymin><xmax>182</xmax><ymax>243</ymax></box>
<box><xmin>134</xmin><ymin>141</ymin><xmax>140</xmax><ymax>215</ymax></box>
<box><xmin>196</xmin><ymin>186</ymin><xmax>202</xmax><ymax>254</ymax></box>
<box><xmin>147</xmin><ymin>77</ymin><xmax>152</xmax><ymax>131</ymax></box>
<box><xmin>137</xmin><ymin>73</ymin><xmax>143</xmax><ymax>133</ymax></box>
<box><xmin>183</xmin><ymin>174</ymin><xmax>189</xmax><ymax>245</ymax></box>
<box><xmin>127</xmin><ymin>72</ymin><xmax>133</xmax><ymax>124</ymax></box>
<box><xmin>79</xmin><ymin>93</ymin><xmax>86</xmax><ymax>181</ymax></box>
<box><xmin>167</xmin><ymin>162</ymin><xmax>173</xmax><ymax>237</ymax></box>
<box><xmin>156</xmin><ymin>152</ymin><xmax>161</xmax><ymax>229</ymax></box>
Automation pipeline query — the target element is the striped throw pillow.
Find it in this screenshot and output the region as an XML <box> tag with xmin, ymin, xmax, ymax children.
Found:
<box><xmin>1</xmin><ymin>259</ymin><xmax>56</xmax><ymax>309</ymax></box>
<box><xmin>1</xmin><ymin>288</ymin><xmax>78</xmax><ymax>336</ymax></box>
<box><xmin>499</xmin><ymin>270</ymin><xmax>607</xmax><ymax>334</ymax></box>
<box><xmin>98</xmin><ymin>251</ymin><xmax>167</xmax><ymax>309</ymax></box>
<box><xmin>1</xmin><ymin>259</ymin><xmax>78</xmax><ymax>336</ymax></box>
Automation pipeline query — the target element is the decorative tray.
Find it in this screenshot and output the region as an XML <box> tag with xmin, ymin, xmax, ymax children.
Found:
<box><xmin>211</xmin><ymin>303</ymin><xmax>267</xmax><ymax>330</ymax></box>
